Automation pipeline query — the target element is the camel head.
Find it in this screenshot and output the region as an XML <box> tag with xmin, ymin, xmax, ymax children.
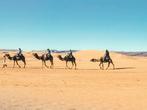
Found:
<box><xmin>4</xmin><ymin>54</ymin><xmax>10</xmax><ymax>58</ymax></box>
<box><xmin>57</xmin><ymin>55</ymin><xmax>64</xmax><ymax>61</ymax></box>
<box><xmin>32</xmin><ymin>53</ymin><xmax>37</xmax><ymax>56</ymax></box>
<box><xmin>32</xmin><ymin>53</ymin><xmax>41</xmax><ymax>60</ymax></box>
<box><xmin>90</xmin><ymin>58</ymin><xmax>99</xmax><ymax>62</ymax></box>
<box><xmin>3</xmin><ymin>53</ymin><xmax>13</xmax><ymax>60</ymax></box>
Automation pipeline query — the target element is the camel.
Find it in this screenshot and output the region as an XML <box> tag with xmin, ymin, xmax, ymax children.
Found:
<box><xmin>4</xmin><ymin>54</ymin><xmax>26</xmax><ymax>68</ymax></box>
<box><xmin>33</xmin><ymin>53</ymin><xmax>54</xmax><ymax>69</ymax></box>
<box><xmin>90</xmin><ymin>56</ymin><xmax>115</xmax><ymax>70</ymax></box>
<box><xmin>57</xmin><ymin>55</ymin><xmax>77</xmax><ymax>69</ymax></box>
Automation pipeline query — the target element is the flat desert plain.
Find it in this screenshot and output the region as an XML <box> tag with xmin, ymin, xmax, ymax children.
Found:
<box><xmin>0</xmin><ymin>50</ymin><xmax>147</xmax><ymax>110</ymax></box>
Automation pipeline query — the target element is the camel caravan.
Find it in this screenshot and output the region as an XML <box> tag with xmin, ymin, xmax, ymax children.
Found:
<box><xmin>2</xmin><ymin>48</ymin><xmax>115</xmax><ymax>70</ymax></box>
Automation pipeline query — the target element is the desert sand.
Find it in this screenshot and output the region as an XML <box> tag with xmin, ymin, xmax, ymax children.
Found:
<box><xmin>0</xmin><ymin>50</ymin><xmax>147</xmax><ymax>110</ymax></box>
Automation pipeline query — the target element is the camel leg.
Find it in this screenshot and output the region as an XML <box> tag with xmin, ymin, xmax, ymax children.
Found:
<box><xmin>71</xmin><ymin>62</ymin><xmax>74</xmax><ymax>69</ymax></box>
<box><xmin>23</xmin><ymin>62</ymin><xmax>26</xmax><ymax>68</ymax></box>
<box><xmin>42</xmin><ymin>61</ymin><xmax>44</xmax><ymax>69</ymax></box>
<box><xmin>13</xmin><ymin>61</ymin><xmax>16</xmax><ymax>68</ymax></box>
<box><xmin>16</xmin><ymin>61</ymin><xmax>21</xmax><ymax>68</ymax></box>
<box><xmin>99</xmin><ymin>62</ymin><xmax>101</xmax><ymax>69</ymax></box>
<box><xmin>66</xmin><ymin>61</ymin><xmax>68</xmax><ymax>69</ymax></box>
<box><xmin>111</xmin><ymin>60</ymin><xmax>115</xmax><ymax>69</ymax></box>
<box><xmin>74</xmin><ymin>61</ymin><xmax>77</xmax><ymax>70</ymax></box>
<box><xmin>106</xmin><ymin>62</ymin><xmax>110</xmax><ymax>70</ymax></box>
<box><xmin>50</xmin><ymin>60</ymin><xmax>54</xmax><ymax>69</ymax></box>
<box><xmin>66</xmin><ymin>61</ymin><xmax>70</xmax><ymax>69</ymax></box>
<box><xmin>99</xmin><ymin>62</ymin><xmax>102</xmax><ymax>69</ymax></box>
<box><xmin>44</xmin><ymin>61</ymin><xmax>49</xmax><ymax>68</ymax></box>
<box><xmin>101</xmin><ymin>63</ymin><xmax>104</xmax><ymax>70</ymax></box>
<box><xmin>23</xmin><ymin>60</ymin><xmax>26</xmax><ymax>68</ymax></box>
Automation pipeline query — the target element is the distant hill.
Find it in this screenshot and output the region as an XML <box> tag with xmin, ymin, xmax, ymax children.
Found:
<box><xmin>0</xmin><ymin>49</ymin><xmax>17</xmax><ymax>52</ymax></box>
<box><xmin>32</xmin><ymin>50</ymin><xmax>78</xmax><ymax>53</ymax></box>
<box><xmin>0</xmin><ymin>49</ymin><xmax>78</xmax><ymax>53</ymax></box>
<box><xmin>116</xmin><ymin>52</ymin><xmax>147</xmax><ymax>57</ymax></box>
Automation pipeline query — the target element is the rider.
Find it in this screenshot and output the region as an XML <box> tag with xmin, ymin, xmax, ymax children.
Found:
<box><xmin>17</xmin><ymin>48</ymin><xmax>22</xmax><ymax>57</ymax></box>
<box><xmin>68</xmin><ymin>49</ymin><xmax>73</xmax><ymax>58</ymax></box>
<box><xmin>103</xmin><ymin>49</ymin><xmax>110</xmax><ymax>61</ymax></box>
<box><xmin>46</xmin><ymin>49</ymin><xmax>51</xmax><ymax>57</ymax></box>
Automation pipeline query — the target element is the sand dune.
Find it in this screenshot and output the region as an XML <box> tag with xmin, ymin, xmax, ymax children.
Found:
<box><xmin>0</xmin><ymin>50</ymin><xmax>147</xmax><ymax>110</ymax></box>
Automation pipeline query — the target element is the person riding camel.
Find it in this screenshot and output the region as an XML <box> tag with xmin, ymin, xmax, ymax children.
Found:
<box><xmin>68</xmin><ymin>49</ymin><xmax>73</xmax><ymax>58</ymax></box>
<box><xmin>103</xmin><ymin>49</ymin><xmax>110</xmax><ymax>61</ymax></box>
<box><xmin>17</xmin><ymin>48</ymin><xmax>22</xmax><ymax>57</ymax></box>
<box><xmin>46</xmin><ymin>49</ymin><xmax>51</xmax><ymax>57</ymax></box>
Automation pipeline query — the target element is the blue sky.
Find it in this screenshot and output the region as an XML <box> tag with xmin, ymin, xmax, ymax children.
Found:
<box><xmin>0</xmin><ymin>0</ymin><xmax>146</xmax><ymax>51</ymax></box>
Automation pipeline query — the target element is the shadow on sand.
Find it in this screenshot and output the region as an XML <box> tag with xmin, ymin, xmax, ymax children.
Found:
<box><xmin>1</xmin><ymin>66</ymin><xmax>136</xmax><ymax>71</ymax></box>
<box><xmin>114</xmin><ymin>67</ymin><xmax>136</xmax><ymax>70</ymax></box>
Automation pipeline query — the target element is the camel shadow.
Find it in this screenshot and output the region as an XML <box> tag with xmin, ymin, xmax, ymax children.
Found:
<box><xmin>114</xmin><ymin>67</ymin><xmax>135</xmax><ymax>70</ymax></box>
<box><xmin>1</xmin><ymin>66</ymin><xmax>136</xmax><ymax>71</ymax></box>
<box><xmin>77</xmin><ymin>67</ymin><xmax>136</xmax><ymax>71</ymax></box>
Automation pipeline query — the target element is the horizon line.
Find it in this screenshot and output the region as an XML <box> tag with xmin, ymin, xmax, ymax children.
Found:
<box><xmin>0</xmin><ymin>48</ymin><xmax>147</xmax><ymax>52</ymax></box>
